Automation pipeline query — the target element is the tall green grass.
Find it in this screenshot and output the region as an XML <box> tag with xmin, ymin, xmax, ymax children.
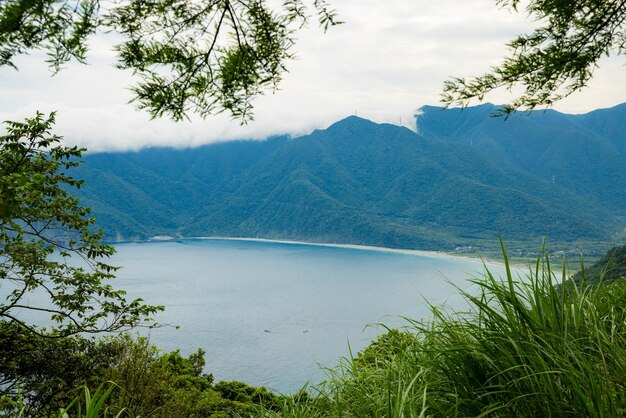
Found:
<box><xmin>58</xmin><ymin>383</ymin><xmax>125</xmax><ymax>418</ymax></box>
<box><xmin>262</xmin><ymin>245</ymin><xmax>626</xmax><ymax>417</ymax></box>
<box><xmin>16</xmin><ymin>383</ymin><xmax>125</xmax><ymax>418</ymax></box>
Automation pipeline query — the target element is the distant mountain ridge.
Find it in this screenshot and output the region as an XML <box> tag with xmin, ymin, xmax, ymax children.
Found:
<box><xmin>417</xmin><ymin>103</ymin><xmax>626</xmax><ymax>215</ymax></box>
<box><xmin>75</xmin><ymin>103</ymin><xmax>626</xmax><ymax>255</ymax></box>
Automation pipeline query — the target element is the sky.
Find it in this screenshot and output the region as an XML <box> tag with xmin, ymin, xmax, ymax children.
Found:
<box><xmin>1</xmin><ymin>0</ymin><xmax>625</xmax><ymax>152</ymax></box>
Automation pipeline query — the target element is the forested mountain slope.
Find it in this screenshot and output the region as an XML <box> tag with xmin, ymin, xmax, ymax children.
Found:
<box><xmin>75</xmin><ymin>104</ymin><xmax>626</xmax><ymax>254</ymax></box>
<box><xmin>417</xmin><ymin>103</ymin><xmax>626</xmax><ymax>215</ymax></box>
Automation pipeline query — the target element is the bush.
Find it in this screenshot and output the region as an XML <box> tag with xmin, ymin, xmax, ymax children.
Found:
<box><xmin>0</xmin><ymin>329</ymin><xmax>280</xmax><ymax>417</ymax></box>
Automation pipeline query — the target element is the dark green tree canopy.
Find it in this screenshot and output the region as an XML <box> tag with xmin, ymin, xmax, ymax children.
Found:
<box><xmin>574</xmin><ymin>243</ymin><xmax>626</xmax><ymax>285</ymax></box>
<box><xmin>443</xmin><ymin>0</ymin><xmax>626</xmax><ymax>113</ymax></box>
<box><xmin>0</xmin><ymin>0</ymin><xmax>340</xmax><ymax>121</ymax></box>
<box><xmin>0</xmin><ymin>112</ymin><xmax>162</xmax><ymax>337</ymax></box>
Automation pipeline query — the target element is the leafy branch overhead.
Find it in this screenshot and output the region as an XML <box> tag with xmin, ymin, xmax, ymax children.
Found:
<box><xmin>0</xmin><ymin>0</ymin><xmax>341</xmax><ymax>121</ymax></box>
<box><xmin>0</xmin><ymin>112</ymin><xmax>162</xmax><ymax>337</ymax></box>
<box><xmin>442</xmin><ymin>0</ymin><xmax>626</xmax><ymax>113</ymax></box>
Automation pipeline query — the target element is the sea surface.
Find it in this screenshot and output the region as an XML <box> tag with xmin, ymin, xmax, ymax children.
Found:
<box><xmin>105</xmin><ymin>238</ymin><xmax>509</xmax><ymax>393</ymax></box>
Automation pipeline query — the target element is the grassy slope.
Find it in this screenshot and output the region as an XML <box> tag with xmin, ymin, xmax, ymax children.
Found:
<box><xmin>260</xmin><ymin>244</ymin><xmax>626</xmax><ymax>417</ymax></box>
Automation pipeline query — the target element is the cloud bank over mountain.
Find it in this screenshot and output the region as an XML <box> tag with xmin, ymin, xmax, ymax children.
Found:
<box><xmin>74</xmin><ymin>103</ymin><xmax>626</xmax><ymax>255</ymax></box>
<box><xmin>2</xmin><ymin>0</ymin><xmax>625</xmax><ymax>151</ymax></box>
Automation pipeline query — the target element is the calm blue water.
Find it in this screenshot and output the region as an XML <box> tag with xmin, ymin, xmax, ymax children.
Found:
<box><xmin>107</xmin><ymin>238</ymin><xmax>506</xmax><ymax>393</ymax></box>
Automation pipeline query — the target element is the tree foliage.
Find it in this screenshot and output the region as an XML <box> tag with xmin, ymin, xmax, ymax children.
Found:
<box><xmin>0</xmin><ymin>0</ymin><xmax>340</xmax><ymax>121</ymax></box>
<box><xmin>574</xmin><ymin>243</ymin><xmax>626</xmax><ymax>285</ymax></box>
<box><xmin>442</xmin><ymin>0</ymin><xmax>626</xmax><ymax>113</ymax></box>
<box><xmin>0</xmin><ymin>112</ymin><xmax>161</xmax><ymax>337</ymax></box>
<box><xmin>0</xmin><ymin>323</ymin><xmax>282</xmax><ymax>417</ymax></box>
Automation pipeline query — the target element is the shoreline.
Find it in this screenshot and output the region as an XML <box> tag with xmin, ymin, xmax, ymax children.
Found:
<box><xmin>134</xmin><ymin>235</ymin><xmax>518</xmax><ymax>267</ymax></box>
<box><xmin>214</xmin><ymin>236</ymin><xmax>490</xmax><ymax>264</ymax></box>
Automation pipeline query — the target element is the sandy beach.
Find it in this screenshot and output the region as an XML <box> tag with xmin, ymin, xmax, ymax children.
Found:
<box><xmin>200</xmin><ymin>236</ymin><xmax>514</xmax><ymax>267</ymax></box>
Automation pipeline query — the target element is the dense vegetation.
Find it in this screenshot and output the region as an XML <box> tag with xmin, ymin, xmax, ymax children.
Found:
<box><xmin>0</xmin><ymin>325</ymin><xmax>284</xmax><ymax>417</ymax></box>
<box><xmin>75</xmin><ymin>103</ymin><xmax>626</xmax><ymax>256</ymax></box>
<box><xmin>574</xmin><ymin>243</ymin><xmax>626</xmax><ymax>285</ymax></box>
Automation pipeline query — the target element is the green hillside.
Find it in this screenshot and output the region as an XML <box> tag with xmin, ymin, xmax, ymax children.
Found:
<box><xmin>573</xmin><ymin>243</ymin><xmax>626</xmax><ymax>284</ymax></box>
<box><xmin>74</xmin><ymin>104</ymin><xmax>626</xmax><ymax>255</ymax></box>
<box><xmin>417</xmin><ymin>103</ymin><xmax>626</xmax><ymax>215</ymax></box>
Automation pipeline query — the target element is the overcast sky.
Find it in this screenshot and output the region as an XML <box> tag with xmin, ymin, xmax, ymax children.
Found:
<box><xmin>1</xmin><ymin>0</ymin><xmax>625</xmax><ymax>152</ymax></box>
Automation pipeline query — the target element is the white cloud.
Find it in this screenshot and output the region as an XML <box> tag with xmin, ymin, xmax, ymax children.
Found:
<box><xmin>1</xmin><ymin>0</ymin><xmax>625</xmax><ymax>151</ymax></box>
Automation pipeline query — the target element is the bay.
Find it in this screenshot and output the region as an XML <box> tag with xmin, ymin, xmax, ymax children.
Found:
<box><xmin>110</xmin><ymin>238</ymin><xmax>508</xmax><ymax>393</ymax></box>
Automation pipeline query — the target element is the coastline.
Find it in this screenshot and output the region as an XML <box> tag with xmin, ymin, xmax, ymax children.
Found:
<box><xmin>220</xmin><ymin>237</ymin><xmax>527</xmax><ymax>267</ymax></box>
<box><xmin>141</xmin><ymin>235</ymin><xmax>519</xmax><ymax>267</ymax></box>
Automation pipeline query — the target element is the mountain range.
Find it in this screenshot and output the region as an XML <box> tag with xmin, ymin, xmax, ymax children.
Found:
<box><xmin>74</xmin><ymin>103</ymin><xmax>626</xmax><ymax>255</ymax></box>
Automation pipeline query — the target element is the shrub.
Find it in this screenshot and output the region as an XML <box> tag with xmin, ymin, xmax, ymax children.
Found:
<box><xmin>1</xmin><ymin>330</ymin><xmax>280</xmax><ymax>417</ymax></box>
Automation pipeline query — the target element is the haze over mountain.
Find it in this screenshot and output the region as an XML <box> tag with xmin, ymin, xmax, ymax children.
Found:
<box><xmin>75</xmin><ymin>103</ymin><xmax>626</xmax><ymax>255</ymax></box>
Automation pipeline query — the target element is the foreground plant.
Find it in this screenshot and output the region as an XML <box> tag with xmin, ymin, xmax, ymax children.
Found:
<box><xmin>0</xmin><ymin>112</ymin><xmax>162</xmax><ymax>337</ymax></box>
<box><xmin>443</xmin><ymin>0</ymin><xmax>626</xmax><ymax>114</ymax></box>
<box><xmin>0</xmin><ymin>0</ymin><xmax>340</xmax><ymax>121</ymax></box>
<box><xmin>265</xmin><ymin>244</ymin><xmax>626</xmax><ymax>417</ymax></box>
<box><xmin>1</xmin><ymin>328</ymin><xmax>283</xmax><ymax>417</ymax></box>
<box><xmin>58</xmin><ymin>383</ymin><xmax>125</xmax><ymax>418</ymax></box>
